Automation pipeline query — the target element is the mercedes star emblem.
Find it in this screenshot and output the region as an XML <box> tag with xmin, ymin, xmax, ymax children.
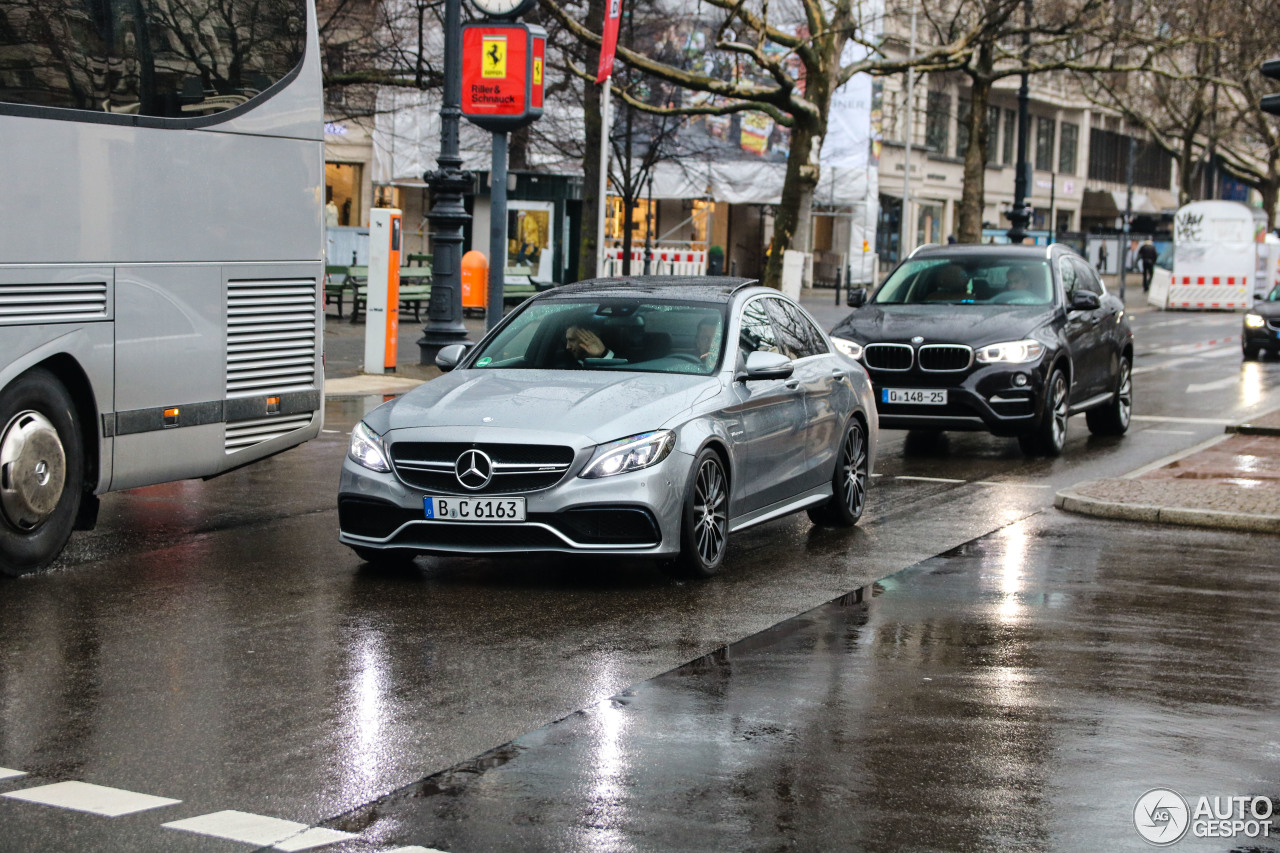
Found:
<box><xmin>455</xmin><ymin>449</ymin><xmax>494</xmax><ymax>490</ymax></box>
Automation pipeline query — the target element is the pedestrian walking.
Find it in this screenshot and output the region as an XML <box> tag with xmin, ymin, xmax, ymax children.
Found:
<box><xmin>1138</xmin><ymin>240</ymin><xmax>1157</xmax><ymax>292</ymax></box>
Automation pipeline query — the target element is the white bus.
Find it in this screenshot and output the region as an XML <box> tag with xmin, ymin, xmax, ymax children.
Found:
<box><xmin>1</xmin><ymin>0</ymin><xmax>325</xmax><ymax>575</ymax></box>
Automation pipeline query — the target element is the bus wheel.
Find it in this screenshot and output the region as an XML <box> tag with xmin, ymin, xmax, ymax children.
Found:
<box><xmin>0</xmin><ymin>369</ymin><xmax>84</xmax><ymax>577</ymax></box>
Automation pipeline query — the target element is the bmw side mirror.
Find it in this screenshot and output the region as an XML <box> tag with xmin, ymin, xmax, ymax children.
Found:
<box><xmin>846</xmin><ymin>287</ymin><xmax>867</xmax><ymax>308</ymax></box>
<box><xmin>737</xmin><ymin>350</ymin><xmax>794</xmax><ymax>382</ymax></box>
<box><xmin>435</xmin><ymin>344</ymin><xmax>468</xmax><ymax>372</ymax></box>
<box><xmin>1070</xmin><ymin>291</ymin><xmax>1101</xmax><ymax>311</ymax></box>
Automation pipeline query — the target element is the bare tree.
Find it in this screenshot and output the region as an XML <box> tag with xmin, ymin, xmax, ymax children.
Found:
<box><xmin>540</xmin><ymin>0</ymin><xmax>968</xmax><ymax>287</ymax></box>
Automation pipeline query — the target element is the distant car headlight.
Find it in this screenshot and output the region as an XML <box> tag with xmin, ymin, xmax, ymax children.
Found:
<box><xmin>1245</xmin><ymin>313</ymin><xmax>1266</xmax><ymax>329</ymax></box>
<box><xmin>832</xmin><ymin>336</ymin><xmax>864</xmax><ymax>359</ymax></box>
<box><xmin>581</xmin><ymin>430</ymin><xmax>676</xmax><ymax>479</ymax></box>
<box><xmin>974</xmin><ymin>339</ymin><xmax>1046</xmax><ymax>364</ymax></box>
<box><xmin>348</xmin><ymin>421</ymin><xmax>391</xmax><ymax>473</ymax></box>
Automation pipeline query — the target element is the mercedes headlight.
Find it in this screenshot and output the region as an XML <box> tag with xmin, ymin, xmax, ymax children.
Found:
<box><xmin>581</xmin><ymin>430</ymin><xmax>676</xmax><ymax>479</ymax></box>
<box><xmin>974</xmin><ymin>339</ymin><xmax>1046</xmax><ymax>364</ymax></box>
<box><xmin>348</xmin><ymin>421</ymin><xmax>391</xmax><ymax>473</ymax></box>
<box><xmin>832</xmin><ymin>337</ymin><xmax>864</xmax><ymax>360</ymax></box>
<box><xmin>1245</xmin><ymin>313</ymin><xmax>1266</xmax><ymax>329</ymax></box>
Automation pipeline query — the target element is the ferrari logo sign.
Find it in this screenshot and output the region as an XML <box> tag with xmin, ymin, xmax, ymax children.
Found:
<box><xmin>461</xmin><ymin>23</ymin><xmax>544</xmax><ymax>131</ymax></box>
<box><xmin>482</xmin><ymin>35</ymin><xmax>507</xmax><ymax>78</ymax></box>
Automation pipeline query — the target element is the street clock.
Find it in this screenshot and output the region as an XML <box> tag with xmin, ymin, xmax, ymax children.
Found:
<box><xmin>469</xmin><ymin>0</ymin><xmax>536</xmax><ymax>19</ymax></box>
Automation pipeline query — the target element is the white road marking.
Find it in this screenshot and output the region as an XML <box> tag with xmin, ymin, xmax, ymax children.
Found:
<box><xmin>972</xmin><ymin>482</ymin><xmax>1052</xmax><ymax>488</ymax></box>
<box><xmin>0</xmin><ymin>768</ymin><xmax>26</xmax><ymax>781</ymax></box>
<box><xmin>386</xmin><ymin>848</ymin><xmax>449</xmax><ymax>853</ymax></box>
<box><xmin>1132</xmin><ymin>348</ymin><xmax>1238</xmax><ymax>374</ymax></box>
<box><xmin>2</xmin><ymin>781</ymin><xmax>179</xmax><ymax>816</ymax></box>
<box><xmin>1130</xmin><ymin>415</ymin><xmax>1234</xmax><ymax>425</ymax></box>
<box><xmin>274</xmin><ymin>827</ymin><xmax>360</xmax><ymax>851</ymax></box>
<box><xmin>1143</xmin><ymin>429</ymin><xmax>1196</xmax><ymax>435</ymax></box>
<box><xmin>894</xmin><ymin>476</ymin><xmax>966</xmax><ymax>484</ymax></box>
<box><xmin>1186</xmin><ymin>377</ymin><xmax>1239</xmax><ymax>393</ymax></box>
<box><xmin>163</xmin><ymin>810</ymin><xmax>355</xmax><ymax>849</ymax></box>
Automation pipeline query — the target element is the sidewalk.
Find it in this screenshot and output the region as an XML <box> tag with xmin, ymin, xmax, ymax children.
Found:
<box><xmin>1056</xmin><ymin>408</ymin><xmax>1280</xmax><ymax>534</ymax></box>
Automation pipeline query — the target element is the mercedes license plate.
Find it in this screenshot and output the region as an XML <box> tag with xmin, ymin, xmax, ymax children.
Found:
<box><xmin>424</xmin><ymin>496</ymin><xmax>526</xmax><ymax>522</ymax></box>
<box><xmin>883</xmin><ymin>388</ymin><xmax>947</xmax><ymax>405</ymax></box>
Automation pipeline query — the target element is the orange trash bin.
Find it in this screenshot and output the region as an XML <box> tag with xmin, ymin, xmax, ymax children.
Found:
<box><xmin>461</xmin><ymin>250</ymin><xmax>489</xmax><ymax>309</ymax></box>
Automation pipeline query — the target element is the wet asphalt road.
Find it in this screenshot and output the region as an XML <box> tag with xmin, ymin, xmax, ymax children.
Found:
<box><xmin>1</xmin><ymin>304</ymin><xmax>1278</xmax><ymax>852</ymax></box>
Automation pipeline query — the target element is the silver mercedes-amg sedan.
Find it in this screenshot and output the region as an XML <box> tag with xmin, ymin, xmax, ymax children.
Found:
<box><xmin>338</xmin><ymin>278</ymin><xmax>878</xmax><ymax>577</ymax></box>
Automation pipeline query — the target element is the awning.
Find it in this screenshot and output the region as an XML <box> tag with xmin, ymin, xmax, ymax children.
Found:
<box><xmin>1082</xmin><ymin>189</ymin><xmax>1160</xmax><ymax>217</ymax></box>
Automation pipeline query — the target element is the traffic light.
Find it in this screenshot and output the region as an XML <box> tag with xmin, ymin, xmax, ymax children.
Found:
<box><xmin>1264</xmin><ymin>58</ymin><xmax>1280</xmax><ymax>116</ymax></box>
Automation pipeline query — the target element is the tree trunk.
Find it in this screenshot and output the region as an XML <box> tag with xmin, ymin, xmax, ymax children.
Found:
<box><xmin>1262</xmin><ymin>170</ymin><xmax>1279</xmax><ymax>232</ymax></box>
<box><xmin>763</xmin><ymin>121</ymin><xmax>819</xmax><ymax>290</ymax></box>
<box><xmin>576</xmin><ymin>0</ymin><xmax>606</xmax><ymax>281</ymax></box>
<box><xmin>956</xmin><ymin>72</ymin><xmax>992</xmax><ymax>243</ymax></box>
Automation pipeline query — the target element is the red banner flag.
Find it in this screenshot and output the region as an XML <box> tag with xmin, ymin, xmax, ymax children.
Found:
<box><xmin>595</xmin><ymin>0</ymin><xmax>622</xmax><ymax>83</ymax></box>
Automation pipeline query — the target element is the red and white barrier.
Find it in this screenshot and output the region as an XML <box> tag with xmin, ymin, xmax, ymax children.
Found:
<box><xmin>604</xmin><ymin>247</ymin><xmax>707</xmax><ymax>277</ymax></box>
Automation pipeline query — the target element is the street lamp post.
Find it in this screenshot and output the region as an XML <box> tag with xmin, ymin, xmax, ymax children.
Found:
<box><xmin>1006</xmin><ymin>0</ymin><xmax>1033</xmax><ymax>243</ymax></box>
<box><xmin>418</xmin><ymin>0</ymin><xmax>473</xmax><ymax>364</ymax></box>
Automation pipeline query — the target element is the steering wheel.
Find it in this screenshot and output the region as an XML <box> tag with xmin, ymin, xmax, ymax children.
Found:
<box><xmin>667</xmin><ymin>353</ymin><xmax>704</xmax><ymax>365</ymax></box>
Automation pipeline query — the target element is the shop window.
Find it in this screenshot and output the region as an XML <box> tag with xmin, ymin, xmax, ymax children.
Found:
<box><xmin>325</xmin><ymin>162</ymin><xmax>362</xmax><ymax>227</ymax></box>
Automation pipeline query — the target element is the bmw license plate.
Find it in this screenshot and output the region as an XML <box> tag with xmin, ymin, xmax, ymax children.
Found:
<box><xmin>883</xmin><ymin>388</ymin><xmax>947</xmax><ymax>405</ymax></box>
<box><xmin>424</xmin><ymin>496</ymin><xmax>526</xmax><ymax>522</ymax></box>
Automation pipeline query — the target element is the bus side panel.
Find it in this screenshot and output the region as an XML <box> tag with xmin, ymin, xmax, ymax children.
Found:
<box><xmin>110</xmin><ymin>265</ymin><xmax>224</xmax><ymax>491</ymax></box>
<box><xmin>1</xmin><ymin>118</ymin><xmax>323</xmax><ymax>268</ymax></box>
<box><xmin>0</xmin><ymin>265</ymin><xmax>116</xmax><ymax>494</ymax></box>
<box><xmin>203</xmin><ymin>0</ymin><xmax>324</xmax><ymax>145</ymax></box>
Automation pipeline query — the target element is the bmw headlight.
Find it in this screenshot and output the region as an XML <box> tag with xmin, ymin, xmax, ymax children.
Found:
<box><xmin>1245</xmin><ymin>313</ymin><xmax>1266</xmax><ymax>329</ymax></box>
<box><xmin>975</xmin><ymin>339</ymin><xmax>1046</xmax><ymax>364</ymax></box>
<box><xmin>348</xmin><ymin>421</ymin><xmax>391</xmax><ymax>473</ymax></box>
<box><xmin>581</xmin><ymin>430</ymin><xmax>676</xmax><ymax>479</ymax></box>
<box><xmin>832</xmin><ymin>337</ymin><xmax>864</xmax><ymax>360</ymax></box>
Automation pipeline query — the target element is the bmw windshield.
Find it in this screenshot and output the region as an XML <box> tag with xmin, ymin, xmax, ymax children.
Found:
<box><xmin>873</xmin><ymin>257</ymin><xmax>1054</xmax><ymax>306</ymax></box>
<box><xmin>468</xmin><ymin>298</ymin><xmax>728</xmax><ymax>375</ymax></box>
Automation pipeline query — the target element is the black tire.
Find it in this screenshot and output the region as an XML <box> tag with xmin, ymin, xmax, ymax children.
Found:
<box><xmin>672</xmin><ymin>448</ymin><xmax>729</xmax><ymax>578</ymax></box>
<box><xmin>1019</xmin><ymin>368</ymin><xmax>1069</xmax><ymax>457</ymax></box>
<box><xmin>808</xmin><ymin>419</ymin><xmax>869</xmax><ymax>527</ymax></box>
<box><xmin>0</xmin><ymin>369</ymin><xmax>84</xmax><ymax>577</ymax></box>
<box><xmin>1243</xmin><ymin>343</ymin><xmax>1260</xmax><ymax>360</ymax></box>
<box><xmin>1086</xmin><ymin>354</ymin><xmax>1132</xmax><ymax>436</ymax></box>
<box><xmin>351</xmin><ymin>545</ymin><xmax>418</xmax><ymax>568</ymax></box>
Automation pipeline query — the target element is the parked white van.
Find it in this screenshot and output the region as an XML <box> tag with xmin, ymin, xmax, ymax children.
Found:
<box><xmin>1148</xmin><ymin>200</ymin><xmax>1261</xmax><ymax>310</ymax></box>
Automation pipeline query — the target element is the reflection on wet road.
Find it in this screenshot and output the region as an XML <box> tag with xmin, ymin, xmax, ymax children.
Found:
<box><xmin>346</xmin><ymin>515</ymin><xmax>1280</xmax><ymax>853</ymax></box>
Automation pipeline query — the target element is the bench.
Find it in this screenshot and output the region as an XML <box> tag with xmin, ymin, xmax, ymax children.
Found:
<box><xmin>345</xmin><ymin>266</ymin><xmax>435</xmax><ymax>322</ymax></box>
<box><xmin>398</xmin><ymin>284</ymin><xmax>432</xmax><ymax>321</ymax></box>
<box><xmin>324</xmin><ymin>265</ymin><xmax>350</xmax><ymax>318</ymax></box>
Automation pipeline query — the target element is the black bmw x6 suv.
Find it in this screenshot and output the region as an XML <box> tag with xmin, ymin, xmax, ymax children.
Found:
<box><xmin>830</xmin><ymin>243</ymin><xmax>1133</xmax><ymax>456</ymax></box>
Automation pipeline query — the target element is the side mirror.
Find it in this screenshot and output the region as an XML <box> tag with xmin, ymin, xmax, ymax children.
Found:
<box><xmin>1070</xmin><ymin>291</ymin><xmax>1101</xmax><ymax>311</ymax></box>
<box><xmin>846</xmin><ymin>287</ymin><xmax>867</xmax><ymax>308</ymax></box>
<box><xmin>737</xmin><ymin>350</ymin><xmax>794</xmax><ymax>382</ymax></box>
<box><xmin>434</xmin><ymin>343</ymin><xmax>468</xmax><ymax>372</ymax></box>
